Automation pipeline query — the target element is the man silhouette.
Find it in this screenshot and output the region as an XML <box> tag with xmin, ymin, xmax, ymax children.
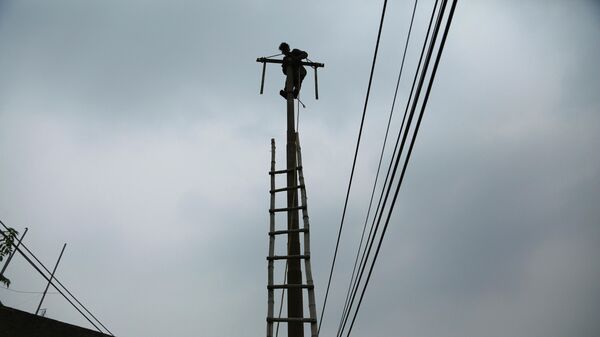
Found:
<box><xmin>279</xmin><ymin>42</ymin><xmax>308</xmax><ymax>99</ymax></box>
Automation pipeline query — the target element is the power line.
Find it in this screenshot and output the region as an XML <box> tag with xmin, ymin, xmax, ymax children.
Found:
<box><xmin>0</xmin><ymin>224</ymin><xmax>105</xmax><ymax>333</ymax></box>
<box><xmin>0</xmin><ymin>285</ymin><xmax>59</xmax><ymax>295</ymax></box>
<box><xmin>318</xmin><ymin>0</ymin><xmax>389</xmax><ymax>333</ymax></box>
<box><xmin>0</xmin><ymin>220</ymin><xmax>114</xmax><ymax>336</ymax></box>
<box><xmin>336</xmin><ymin>0</ymin><xmax>441</xmax><ymax>333</ymax></box>
<box><xmin>344</xmin><ymin>2</ymin><xmax>457</xmax><ymax>336</ymax></box>
<box><xmin>336</xmin><ymin>0</ymin><xmax>419</xmax><ymax>333</ymax></box>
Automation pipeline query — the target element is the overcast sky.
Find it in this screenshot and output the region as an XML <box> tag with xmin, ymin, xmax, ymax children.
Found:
<box><xmin>1</xmin><ymin>1</ymin><xmax>599</xmax><ymax>337</ymax></box>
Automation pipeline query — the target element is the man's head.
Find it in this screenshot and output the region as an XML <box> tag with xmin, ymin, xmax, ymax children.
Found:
<box><xmin>279</xmin><ymin>42</ymin><xmax>290</xmax><ymax>53</ymax></box>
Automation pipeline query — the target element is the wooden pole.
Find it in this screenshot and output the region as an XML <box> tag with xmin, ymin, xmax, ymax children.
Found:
<box><xmin>285</xmin><ymin>65</ymin><xmax>304</xmax><ymax>337</ymax></box>
<box><xmin>36</xmin><ymin>243</ymin><xmax>66</xmax><ymax>315</ymax></box>
<box><xmin>296</xmin><ymin>133</ymin><xmax>319</xmax><ymax>337</ymax></box>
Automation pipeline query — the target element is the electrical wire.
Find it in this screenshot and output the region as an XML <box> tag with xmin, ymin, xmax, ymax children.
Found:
<box><xmin>0</xmin><ymin>220</ymin><xmax>114</xmax><ymax>336</ymax></box>
<box><xmin>0</xmin><ymin>285</ymin><xmax>59</xmax><ymax>294</ymax></box>
<box><xmin>344</xmin><ymin>2</ymin><xmax>457</xmax><ymax>336</ymax></box>
<box><xmin>318</xmin><ymin>0</ymin><xmax>389</xmax><ymax>332</ymax></box>
<box><xmin>0</xmin><ymin>224</ymin><xmax>104</xmax><ymax>333</ymax></box>
<box><xmin>335</xmin><ymin>1</ymin><xmax>440</xmax><ymax>333</ymax></box>
<box><xmin>336</xmin><ymin>1</ymin><xmax>419</xmax><ymax>333</ymax></box>
<box><xmin>341</xmin><ymin>0</ymin><xmax>448</xmax><ymax>331</ymax></box>
<box><xmin>297</xmin><ymin>96</ymin><xmax>301</xmax><ymax>132</ymax></box>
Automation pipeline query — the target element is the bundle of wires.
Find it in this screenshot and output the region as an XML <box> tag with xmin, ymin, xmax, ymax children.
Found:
<box><xmin>319</xmin><ymin>1</ymin><xmax>458</xmax><ymax>336</ymax></box>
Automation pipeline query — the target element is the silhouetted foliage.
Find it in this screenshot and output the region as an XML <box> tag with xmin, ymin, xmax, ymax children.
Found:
<box><xmin>0</xmin><ymin>228</ymin><xmax>18</xmax><ymax>287</ymax></box>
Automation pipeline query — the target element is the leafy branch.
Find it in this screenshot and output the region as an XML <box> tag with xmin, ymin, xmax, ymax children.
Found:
<box><xmin>0</xmin><ymin>228</ymin><xmax>19</xmax><ymax>287</ymax></box>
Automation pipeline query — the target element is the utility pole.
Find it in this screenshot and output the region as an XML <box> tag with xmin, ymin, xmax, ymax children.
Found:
<box><xmin>258</xmin><ymin>48</ymin><xmax>324</xmax><ymax>337</ymax></box>
<box><xmin>283</xmin><ymin>62</ymin><xmax>304</xmax><ymax>337</ymax></box>
<box><xmin>36</xmin><ymin>243</ymin><xmax>66</xmax><ymax>315</ymax></box>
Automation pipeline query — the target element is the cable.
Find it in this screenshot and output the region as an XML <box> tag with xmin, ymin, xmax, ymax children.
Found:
<box><xmin>336</xmin><ymin>0</ymin><xmax>419</xmax><ymax>332</ymax></box>
<box><xmin>342</xmin><ymin>0</ymin><xmax>448</xmax><ymax>331</ymax></box>
<box><xmin>318</xmin><ymin>0</ymin><xmax>389</xmax><ymax>332</ymax></box>
<box><xmin>345</xmin><ymin>2</ymin><xmax>457</xmax><ymax>336</ymax></box>
<box><xmin>0</xmin><ymin>285</ymin><xmax>59</xmax><ymax>294</ymax></box>
<box><xmin>296</xmin><ymin>96</ymin><xmax>301</xmax><ymax>132</ymax></box>
<box><xmin>275</xmin><ymin>261</ymin><xmax>287</xmax><ymax>337</ymax></box>
<box><xmin>335</xmin><ymin>0</ymin><xmax>440</xmax><ymax>333</ymax></box>
<box><xmin>0</xmin><ymin>220</ymin><xmax>114</xmax><ymax>336</ymax></box>
<box><xmin>0</xmin><ymin>225</ymin><xmax>104</xmax><ymax>333</ymax></box>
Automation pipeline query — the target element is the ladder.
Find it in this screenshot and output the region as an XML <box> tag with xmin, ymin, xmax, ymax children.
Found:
<box><xmin>267</xmin><ymin>133</ymin><xmax>318</xmax><ymax>337</ymax></box>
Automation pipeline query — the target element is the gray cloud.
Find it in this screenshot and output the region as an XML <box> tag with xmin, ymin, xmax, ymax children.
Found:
<box><xmin>1</xmin><ymin>1</ymin><xmax>599</xmax><ymax>337</ymax></box>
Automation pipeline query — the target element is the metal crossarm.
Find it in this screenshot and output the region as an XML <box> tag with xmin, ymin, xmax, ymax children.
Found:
<box><xmin>257</xmin><ymin>55</ymin><xmax>324</xmax><ymax>100</ymax></box>
<box><xmin>256</xmin><ymin>58</ymin><xmax>325</xmax><ymax>68</ymax></box>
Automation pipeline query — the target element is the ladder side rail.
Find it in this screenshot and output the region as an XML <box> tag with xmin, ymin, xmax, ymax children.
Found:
<box><xmin>267</xmin><ymin>138</ymin><xmax>277</xmax><ymax>337</ymax></box>
<box><xmin>295</xmin><ymin>133</ymin><xmax>319</xmax><ymax>337</ymax></box>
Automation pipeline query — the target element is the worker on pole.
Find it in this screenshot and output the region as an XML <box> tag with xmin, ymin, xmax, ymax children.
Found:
<box><xmin>256</xmin><ymin>45</ymin><xmax>324</xmax><ymax>337</ymax></box>
<box><xmin>278</xmin><ymin>42</ymin><xmax>308</xmax><ymax>99</ymax></box>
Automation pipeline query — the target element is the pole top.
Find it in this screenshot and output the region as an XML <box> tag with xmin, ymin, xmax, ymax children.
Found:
<box><xmin>256</xmin><ymin>57</ymin><xmax>324</xmax><ymax>68</ymax></box>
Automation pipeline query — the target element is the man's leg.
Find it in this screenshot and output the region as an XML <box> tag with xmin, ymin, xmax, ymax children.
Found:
<box><xmin>279</xmin><ymin>63</ymin><xmax>297</xmax><ymax>99</ymax></box>
<box><xmin>285</xmin><ymin>71</ymin><xmax>295</xmax><ymax>93</ymax></box>
<box><xmin>281</xmin><ymin>70</ymin><xmax>296</xmax><ymax>99</ymax></box>
<box><xmin>293</xmin><ymin>67</ymin><xmax>307</xmax><ymax>98</ymax></box>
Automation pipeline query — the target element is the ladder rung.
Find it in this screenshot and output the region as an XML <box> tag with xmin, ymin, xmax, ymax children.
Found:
<box><xmin>267</xmin><ymin>317</ymin><xmax>316</xmax><ymax>323</ymax></box>
<box><xmin>270</xmin><ymin>185</ymin><xmax>305</xmax><ymax>193</ymax></box>
<box><xmin>269</xmin><ymin>166</ymin><xmax>303</xmax><ymax>175</ymax></box>
<box><xmin>268</xmin><ymin>284</ymin><xmax>314</xmax><ymax>289</ymax></box>
<box><xmin>269</xmin><ymin>228</ymin><xmax>308</xmax><ymax>236</ymax></box>
<box><xmin>269</xmin><ymin>206</ymin><xmax>306</xmax><ymax>213</ymax></box>
<box><xmin>267</xmin><ymin>255</ymin><xmax>310</xmax><ymax>260</ymax></box>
